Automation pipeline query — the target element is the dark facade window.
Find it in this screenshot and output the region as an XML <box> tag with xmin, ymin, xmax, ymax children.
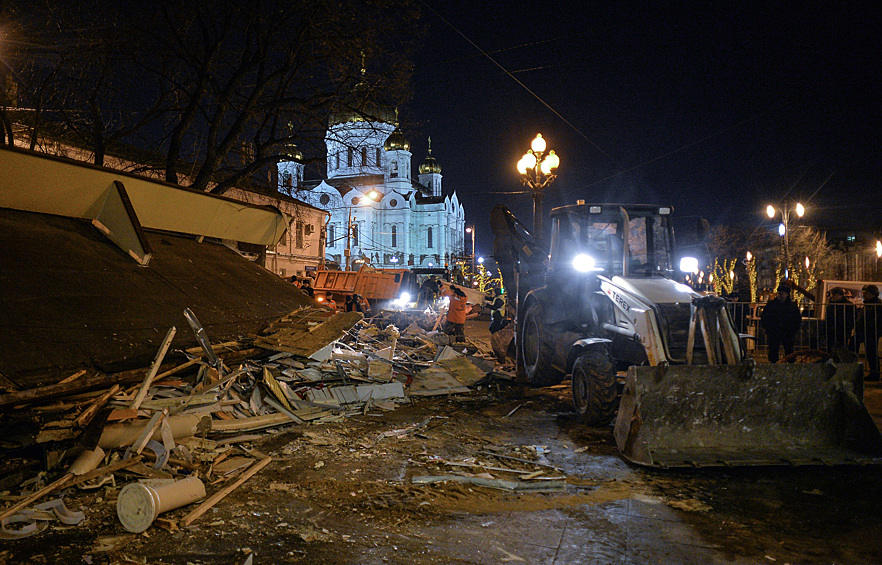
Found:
<box><xmin>352</xmin><ymin>225</ymin><xmax>359</xmax><ymax>247</ymax></box>
<box><xmin>282</xmin><ymin>171</ymin><xmax>292</xmax><ymax>188</ymax></box>
<box><xmin>335</xmin><ymin>152</ymin><xmax>340</xmax><ymax>169</ymax></box>
<box><xmin>296</xmin><ymin>221</ymin><xmax>304</xmax><ymax>248</ymax></box>
<box><xmin>390</xmin><ymin>161</ymin><xmax>398</xmax><ymax>178</ymax></box>
<box><xmin>391</xmin><ymin>225</ymin><xmax>397</xmax><ymax>248</ymax></box>
<box><xmin>347</xmin><ymin>147</ymin><xmax>353</xmax><ymax>167</ymax></box>
<box><xmin>427</xmin><ymin>227</ymin><xmax>433</xmax><ymax>249</ymax></box>
<box><xmin>361</xmin><ymin>147</ymin><xmax>367</xmax><ymax>166</ymax></box>
<box><xmin>328</xmin><ymin>225</ymin><xmax>335</xmax><ymax>248</ymax></box>
<box><xmin>376</xmin><ymin>148</ymin><xmax>382</xmax><ymax>166</ymax></box>
<box><xmin>319</xmin><ymin>193</ymin><xmax>330</xmax><ymax>205</ymax></box>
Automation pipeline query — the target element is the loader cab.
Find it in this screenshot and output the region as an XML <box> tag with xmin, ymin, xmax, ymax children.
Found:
<box><xmin>547</xmin><ymin>203</ymin><xmax>675</xmax><ymax>282</ymax></box>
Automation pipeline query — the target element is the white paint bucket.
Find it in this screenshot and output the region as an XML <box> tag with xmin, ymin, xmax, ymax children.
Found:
<box><xmin>116</xmin><ymin>476</ymin><xmax>206</xmax><ymax>533</ymax></box>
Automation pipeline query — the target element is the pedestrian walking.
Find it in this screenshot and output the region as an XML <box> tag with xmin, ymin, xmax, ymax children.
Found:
<box><xmin>855</xmin><ymin>284</ymin><xmax>881</xmax><ymax>381</ymax></box>
<box><xmin>760</xmin><ymin>284</ymin><xmax>802</xmax><ymax>363</ymax></box>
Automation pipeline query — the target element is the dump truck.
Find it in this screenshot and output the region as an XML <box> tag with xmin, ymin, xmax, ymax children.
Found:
<box><xmin>493</xmin><ymin>202</ymin><xmax>882</xmax><ymax>468</ymax></box>
<box><xmin>312</xmin><ymin>265</ymin><xmax>416</xmax><ymax>311</ymax></box>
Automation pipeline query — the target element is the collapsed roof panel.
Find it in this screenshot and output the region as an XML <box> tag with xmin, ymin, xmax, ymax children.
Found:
<box><xmin>0</xmin><ymin>147</ymin><xmax>288</xmax><ymax>247</ymax></box>
<box><xmin>0</xmin><ymin>208</ymin><xmax>313</xmax><ymax>388</ymax></box>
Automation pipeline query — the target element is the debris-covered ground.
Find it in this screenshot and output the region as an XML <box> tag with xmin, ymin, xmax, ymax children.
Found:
<box><xmin>2</xmin><ymin>312</ymin><xmax>882</xmax><ymax>564</ymax></box>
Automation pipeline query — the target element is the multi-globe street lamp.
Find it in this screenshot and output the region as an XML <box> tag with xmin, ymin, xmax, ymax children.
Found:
<box><xmin>517</xmin><ymin>134</ymin><xmax>560</xmax><ymax>236</ymax></box>
<box><xmin>766</xmin><ymin>202</ymin><xmax>805</xmax><ymax>280</ymax></box>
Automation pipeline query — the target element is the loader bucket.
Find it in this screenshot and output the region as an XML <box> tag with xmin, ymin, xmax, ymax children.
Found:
<box><xmin>614</xmin><ymin>363</ymin><xmax>882</xmax><ymax>468</ymax></box>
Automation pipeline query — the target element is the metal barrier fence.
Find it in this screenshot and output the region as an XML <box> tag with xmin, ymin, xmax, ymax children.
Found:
<box><xmin>724</xmin><ymin>301</ymin><xmax>881</xmax><ymax>374</ymax></box>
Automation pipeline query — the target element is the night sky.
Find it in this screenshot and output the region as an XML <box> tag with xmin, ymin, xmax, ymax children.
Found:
<box><xmin>399</xmin><ymin>2</ymin><xmax>881</xmax><ymax>259</ymax></box>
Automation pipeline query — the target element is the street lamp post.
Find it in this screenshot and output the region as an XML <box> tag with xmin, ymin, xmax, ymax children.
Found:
<box><xmin>874</xmin><ymin>239</ymin><xmax>882</xmax><ymax>280</ymax></box>
<box><xmin>766</xmin><ymin>202</ymin><xmax>805</xmax><ymax>280</ymax></box>
<box><xmin>517</xmin><ymin>134</ymin><xmax>560</xmax><ymax>236</ymax></box>
<box><xmin>345</xmin><ymin>190</ymin><xmax>378</xmax><ymax>271</ymax></box>
<box><xmin>465</xmin><ymin>225</ymin><xmax>476</xmax><ymax>274</ymax></box>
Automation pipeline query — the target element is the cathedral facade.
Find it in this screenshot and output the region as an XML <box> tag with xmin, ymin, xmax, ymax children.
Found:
<box><xmin>278</xmin><ymin>114</ymin><xmax>466</xmax><ymax>270</ymax></box>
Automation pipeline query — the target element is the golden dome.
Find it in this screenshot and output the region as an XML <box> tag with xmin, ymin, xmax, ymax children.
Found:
<box><xmin>384</xmin><ymin>127</ymin><xmax>410</xmax><ymax>151</ymax></box>
<box><xmin>283</xmin><ymin>143</ymin><xmax>304</xmax><ymax>162</ymax></box>
<box><xmin>419</xmin><ymin>137</ymin><xmax>441</xmax><ymax>174</ymax></box>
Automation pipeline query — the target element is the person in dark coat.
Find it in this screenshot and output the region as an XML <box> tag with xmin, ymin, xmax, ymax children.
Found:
<box><xmin>344</xmin><ymin>293</ymin><xmax>364</xmax><ymax>313</ymax></box>
<box><xmin>417</xmin><ymin>275</ymin><xmax>440</xmax><ymax>308</ymax></box>
<box><xmin>301</xmin><ymin>278</ymin><xmax>315</xmax><ymax>298</ymax></box>
<box><xmin>855</xmin><ymin>284</ymin><xmax>882</xmax><ymax>381</ymax></box>
<box><xmin>760</xmin><ymin>284</ymin><xmax>802</xmax><ymax>363</ymax></box>
<box><xmin>825</xmin><ymin>287</ymin><xmax>855</xmax><ymax>353</ymax></box>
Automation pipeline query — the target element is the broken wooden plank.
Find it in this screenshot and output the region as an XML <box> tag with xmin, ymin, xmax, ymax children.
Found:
<box><xmin>74</xmin><ymin>384</ymin><xmax>121</xmax><ymax>429</ymax></box>
<box><xmin>184</xmin><ymin>340</ymin><xmax>241</xmax><ymax>355</ymax></box>
<box><xmin>0</xmin><ymin>370</ymin><xmax>152</xmax><ymax>409</ymax></box>
<box><xmin>262</xmin><ymin>397</ymin><xmax>304</xmax><ymax>424</ymax></box>
<box><xmin>153</xmin><ymin>359</ymin><xmax>199</xmax><ymax>382</ymax></box>
<box><xmin>58</xmin><ymin>370</ymin><xmax>88</xmax><ymax>385</ymax></box>
<box><xmin>407</xmin><ymin>387</ymin><xmax>471</xmax><ymax>397</ymax></box>
<box><xmin>253</xmin><ymin>310</ymin><xmax>363</xmax><ymax>357</ymax></box>
<box><xmin>140</xmin><ymin>393</ymin><xmax>219</xmax><ymax>411</ymax></box>
<box><xmin>130</xmin><ymin>327</ymin><xmax>177</xmax><ymax>411</ymax></box>
<box><xmin>0</xmin><ymin>473</ymin><xmax>74</xmax><ymax>522</ymax></box>
<box><xmin>214</xmin><ymin>434</ymin><xmax>264</xmax><ymax>446</ymax></box>
<box><xmin>209</xmin><ymin>413</ymin><xmax>294</xmax><ymax>434</ymax></box>
<box><xmin>130</xmin><ymin>410</ymin><xmax>168</xmax><ymax>455</ymax></box>
<box><xmin>180</xmin><ymin>457</ymin><xmax>272</xmax><ymax>526</ymax></box>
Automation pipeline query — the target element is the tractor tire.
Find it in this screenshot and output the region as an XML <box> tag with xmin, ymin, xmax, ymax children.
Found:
<box><xmin>572</xmin><ymin>350</ymin><xmax>618</xmax><ymax>426</ymax></box>
<box><xmin>521</xmin><ymin>301</ymin><xmax>565</xmax><ymax>387</ymax></box>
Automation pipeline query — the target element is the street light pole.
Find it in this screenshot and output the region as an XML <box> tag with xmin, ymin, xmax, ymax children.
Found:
<box><xmin>766</xmin><ymin>202</ymin><xmax>805</xmax><ymax>280</ymax></box>
<box><xmin>517</xmin><ymin>134</ymin><xmax>560</xmax><ymax>237</ymax></box>
<box><xmin>465</xmin><ymin>225</ymin><xmax>476</xmax><ymax>274</ymax></box>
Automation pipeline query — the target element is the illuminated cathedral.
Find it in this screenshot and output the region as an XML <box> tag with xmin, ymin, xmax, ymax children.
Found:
<box><xmin>278</xmin><ymin>109</ymin><xmax>465</xmax><ymax>270</ymax></box>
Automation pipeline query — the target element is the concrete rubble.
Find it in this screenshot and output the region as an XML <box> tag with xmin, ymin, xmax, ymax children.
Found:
<box><xmin>0</xmin><ymin>305</ymin><xmax>514</xmax><ymax>539</ymax></box>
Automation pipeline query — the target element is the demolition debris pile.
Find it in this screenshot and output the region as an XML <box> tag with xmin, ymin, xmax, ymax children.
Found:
<box><xmin>0</xmin><ymin>305</ymin><xmax>510</xmax><ymax>539</ymax></box>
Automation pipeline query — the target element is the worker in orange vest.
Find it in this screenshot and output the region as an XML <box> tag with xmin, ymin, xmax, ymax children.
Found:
<box><xmin>442</xmin><ymin>284</ymin><xmax>469</xmax><ymax>342</ymax></box>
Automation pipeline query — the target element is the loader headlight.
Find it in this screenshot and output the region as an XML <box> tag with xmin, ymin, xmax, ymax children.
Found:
<box><xmin>679</xmin><ymin>256</ymin><xmax>699</xmax><ymax>273</ymax></box>
<box><xmin>572</xmin><ymin>254</ymin><xmax>597</xmax><ymax>272</ymax></box>
<box><xmin>392</xmin><ymin>292</ymin><xmax>411</xmax><ymax>307</ymax></box>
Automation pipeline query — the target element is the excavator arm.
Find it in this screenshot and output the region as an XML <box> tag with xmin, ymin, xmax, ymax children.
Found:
<box><xmin>490</xmin><ymin>204</ymin><xmax>548</xmax><ymax>308</ymax></box>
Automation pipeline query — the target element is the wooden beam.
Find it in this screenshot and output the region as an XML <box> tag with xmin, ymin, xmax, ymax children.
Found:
<box><xmin>180</xmin><ymin>457</ymin><xmax>272</xmax><ymax>526</ymax></box>
<box><xmin>74</xmin><ymin>384</ymin><xmax>120</xmax><ymax>428</ymax></box>
<box><xmin>0</xmin><ymin>473</ymin><xmax>74</xmax><ymax>522</ymax></box>
<box><xmin>130</xmin><ymin>326</ymin><xmax>177</xmax><ymax>410</ymax></box>
<box><xmin>0</xmin><ymin>370</ymin><xmax>150</xmax><ymax>409</ymax></box>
